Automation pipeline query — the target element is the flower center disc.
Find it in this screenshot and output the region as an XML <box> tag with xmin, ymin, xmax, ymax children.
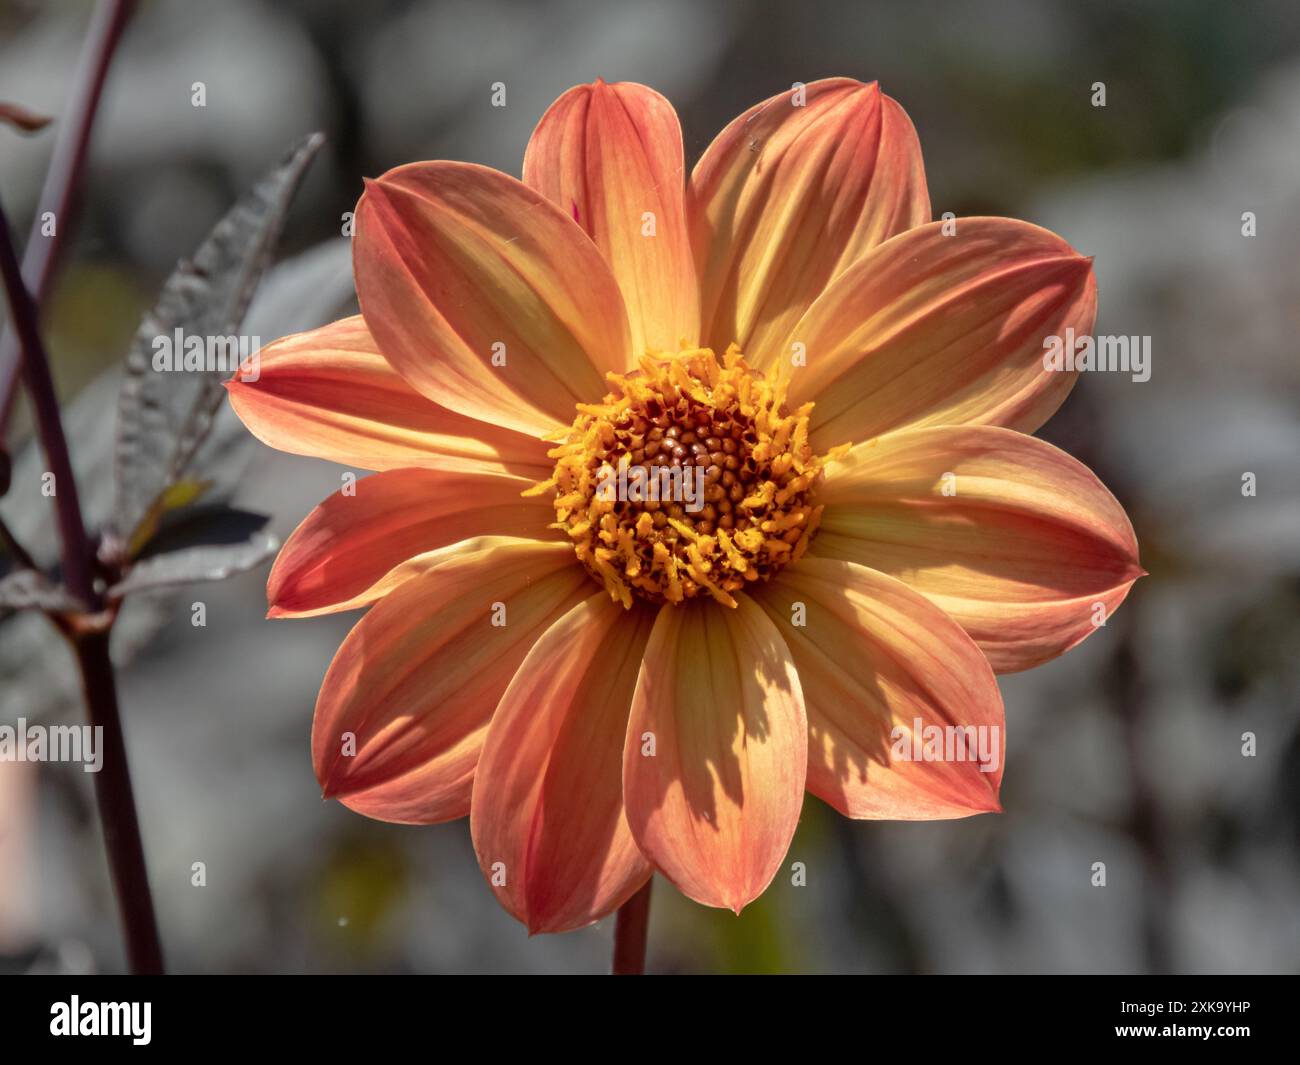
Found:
<box><xmin>532</xmin><ymin>345</ymin><xmax>840</xmax><ymax>608</ymax></box>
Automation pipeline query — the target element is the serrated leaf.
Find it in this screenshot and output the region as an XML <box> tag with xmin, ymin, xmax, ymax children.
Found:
<box><xmin>109</xmin><ymin>132</ymin><xmax>325</xmax><ymax>557</ymax></box>
<box><xmin>0</xmin><ymin>240</ymin><xmax>353</xmax><ymax>725</ymax></box>
<box><xmin>107</xmin><ymin>531</ymin><xmax>279</xmax><ymax>599</ymax></box>
<box><xmin>0</xmin><ymin>569</ymin><xmax>84</xmax><ymax>613</ymax></box>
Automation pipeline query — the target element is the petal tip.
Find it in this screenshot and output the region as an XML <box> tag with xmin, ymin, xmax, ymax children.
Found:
<box><xmin>360</xmin><ymin>173</ymin><xmax>401</xmax><ymax>206</ymax></box>
<box><xmin>319</xmin><ymin>770</ymin><xmax>361</xmax><ymax>804</ymax></box>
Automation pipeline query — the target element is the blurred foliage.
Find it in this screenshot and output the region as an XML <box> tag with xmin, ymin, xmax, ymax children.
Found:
<box><xmin>314</xmin><ymin>836</ymin><xmax>411</xmax><ymax>961</ymax></box>
<box><xmin>1211</xmin><ymin>577</ymin><xmax>1300</xmax><ymax>704</ymax></box>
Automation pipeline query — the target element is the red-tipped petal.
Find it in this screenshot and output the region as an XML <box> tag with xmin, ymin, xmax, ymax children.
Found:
<box><xmin>267</xmin><ymin>467</ymin><xmax>558</xmax><ymax>618</ymax></box>
<box><xmin>815</xmin><ymin>425</ymin><xmax>1142</xmax><ymax>673</ymax></box>
<box><xmin>622</xmin><ymin>597</ymin><xmax>806</xmax><ymax>913</ymax></box>
<box><xmin>788</xmin><ymin>217</ymin><xmax>1096</xmax><ymax>450</ymax></box>
<box><xmin>226</xmin><ymin>315</ymin><xmax>552</xmax><ymax>477</ymax></box>
<box><xmin>751</xmin><ymin>557</ymin><xmax>1004</xmax><ymax>820</ymax></box>
<box><xmin>524</xmin><ymin>80</ymin><xmax>698</xmax><ymax>356</ymax></box>
<box><xmin>312</xmin><ymin>538</ymin><xmax>589</xmax><ymax>824</ymax></box>
<box><xmin>689</xmin><ymin>78</ymin><xmax>929</xmax><ymax>369</ymax></box>
<box><xmin>470</xmin><ymin>593</ymin><xmax>656</xmax><ymax>933</ymax></box>
<box><xmin>354</xmin><ymin>161</ymin><xmax>632</xmax><ymax>437</ymax></box>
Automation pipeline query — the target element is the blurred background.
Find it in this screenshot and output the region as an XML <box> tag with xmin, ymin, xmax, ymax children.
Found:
<box><xmin>1</xmin><ymin>0</ymin><xmax>1298</xmax><ymax>974</ymax></box>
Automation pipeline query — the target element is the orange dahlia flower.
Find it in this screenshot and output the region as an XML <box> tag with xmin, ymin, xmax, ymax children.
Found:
<box><xmin>227</xmin><ymin>78</ymin><xmax>1141</xmax><ymax>932</ymax></box>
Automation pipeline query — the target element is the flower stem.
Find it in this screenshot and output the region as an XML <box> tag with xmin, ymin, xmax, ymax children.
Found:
<box><xmin>0</xmin><ymin>204</ymin><xmax>95</xmax><ymax>604</ymax></box>
<box><xmin>0</xmin><ymin>204</ymin><xmax>164</xmax><ymax>974</ymax></box>
<box><xmin>611</xmin><ymin>877</ymin><xmax>653</xmax><ymax>975</ymax></box>
<box><xmin>0</xmin><ymin>0</ymin><xmax>136</xmax><ymax>434</ymax></box>
<box><xmin>71</xmin><ymin>630</ymin><xmax>165</xmax><ymax>974</ymax></box>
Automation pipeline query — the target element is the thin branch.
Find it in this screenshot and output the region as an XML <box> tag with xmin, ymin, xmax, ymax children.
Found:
<box><xmin>0</xmin><ymin>205</ymin><xmax>95</xmax><ymax>605</ymax></box>
<box><xmin>0</xmin><ymin>0</ymin><xmax>136</xmax><ymax>433</ymax></box>
<box><xmin>612</xmin><ymin>877</ymin><xmax>653</xmax><ymax>975</ymax></box>
<box><xmin>72</xmin><ymin>630</ymin><xmax>165</xmax><ymax>974</ymax></box>
<box><xmin>0</xmin><ymin>203</ymin><xmax>164</xmax><ymax>974</ymax></box>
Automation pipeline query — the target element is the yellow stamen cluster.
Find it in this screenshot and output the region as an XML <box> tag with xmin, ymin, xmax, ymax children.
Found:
<box><xmin>526</xmin><ymin>344</ymin><xmax>847</xmax><ymax>609</ymax></box>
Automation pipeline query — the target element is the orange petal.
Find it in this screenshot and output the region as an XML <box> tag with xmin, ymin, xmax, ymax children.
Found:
<box><xmin>470</xmin><ymin>593</ymin><xmax>656</xmax><ymax>933</ymax></box>
<box><xmin>814</xmin><ymin>425</ymin><xmax>1143</xmax><ymax>673</ymax></box>
<box><xmin>353</xmin><ymin>161</ymin><xmax>632</xmax><ymax>437</ymax></box>
<box><xmin>267</xmin><ymin>468</ymin><xmax>559</xmax><ymax>618</ymax></box>
<box><xmin>788</xmin><ymin>217</ymin><xmax>1096</xmax><ymax>450</ymax></box>
<box><xmin>312</xmin><ymin>538</ymin><xmax>590</xmax><ymax>824</ymax></box>
<box><xmin>689</xmin><ymin>78</ymin><xmax>929</xmax><ymax>369</ymax></box>
<box><xmin>750</xmin><ymin>557</ymin><xmax>1004</xmax><ymax>820</ymax></box>
<box><xmin>524</xmin><ymin>80</ymin><xmax>698</xmax><ymax>357</ymax></box>
<box><xmin>622</xmin><ymin>597</ymin><xmax>806</xmax><ymax>913</ymax></box>
<box><xmin>227</xmin><ymin>315</ymin><xmax>552</xmax><ymax>478</ymax></box>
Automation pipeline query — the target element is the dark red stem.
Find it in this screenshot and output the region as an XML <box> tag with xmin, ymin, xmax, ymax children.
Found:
<box><xmin>612</xmin><ymin>878</ymin><xmax>653</xmax><ymax>975</ymax></box>
<box><xmin>0</xmin><ymin>0</ymin><xmax>136</xmax><ymax>433</ymax></box>
<box><xmin>0</xmin><ymin>202</ymin><xmax>164</xmax><ymax>975</ymax></box>
<box><xmin>0</xmin><ymin>205</ymin><xmax>95</xmax><ymax>603</ymax></box>
<box><xmin>72</xmin><ymin>630</ymin><xmax>165</xmax><ymax>974</ymax></box>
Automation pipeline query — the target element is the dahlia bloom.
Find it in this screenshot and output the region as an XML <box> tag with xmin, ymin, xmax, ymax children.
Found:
<box><xmin>227</xmin><ymin>78</ymin><xmax>1141</xmax><ymax>932</ymax></box>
